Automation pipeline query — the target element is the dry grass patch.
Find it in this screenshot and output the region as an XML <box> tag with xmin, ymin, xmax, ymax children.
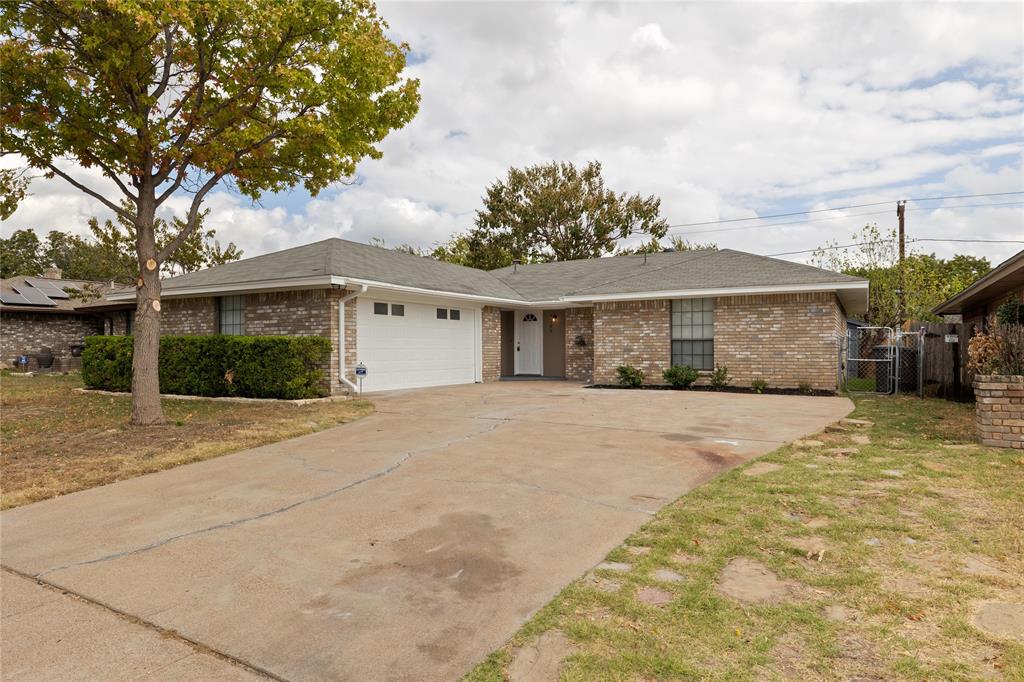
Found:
<box><xmin>465</xmin><ymin>396</ymin><xmax>1024</xmax><ymax>682</ymax></box>
<box><xmin>1</xmin><ymin>373</ymin><xmax>372</xmax><ymax>509</ymax></box>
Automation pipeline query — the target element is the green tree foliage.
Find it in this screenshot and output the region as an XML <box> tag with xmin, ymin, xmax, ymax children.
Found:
<box><xmin>1</xmin><ymin>0</ymin><xmax>419</xmax><ymax>423</ymax></box>
<box><xmin>433</xmin><ymin>161</ymin><xmax>669</xmax><ymax>269</ymax></box>
<box><xmin>812</xmin><ymin>224</ymin><xmax>990</xmax><ymax>327</ymax></box>
<box><xmin>0</xmin><ymin>228</ymin><xmax>45</xmax><ymax>277</ymax></box>
<box><xmin>615</xmin><ymin>234</ymin><xmax>718</xmax><ymax>255</ymax></box>
<box><xmin>0</xmin><ymin>169</ymin><xmax>30</xmax><ymax>220</ymax></box>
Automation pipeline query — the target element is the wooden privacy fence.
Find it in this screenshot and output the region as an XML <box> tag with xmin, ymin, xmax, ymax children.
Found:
<box><xmin>911</xmin><ymin>321</ymin><xmax>970</xmax><ymax>401</ymax></box>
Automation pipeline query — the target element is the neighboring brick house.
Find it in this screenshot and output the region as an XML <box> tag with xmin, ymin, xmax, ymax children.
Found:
<box><xmin>85</xmin><ymin>238</ymin><xmax>867</xmax><ymax>395</ymax></box>
<box><xmin>0</xmin><ymin>270</ymin><xmax>112</xmax><ymax>372</ymax></box>
<box><xmin>933</xmin><ymin>249</ymin><xmax>1024</xmax><ymax>389</ymax></box>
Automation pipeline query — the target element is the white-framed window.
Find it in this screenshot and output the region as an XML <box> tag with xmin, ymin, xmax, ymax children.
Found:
<box><xmin>391</xmin><ymin>304</ymin><xmax>405</xmax><ymax>316</ymax></box>
<box><xmin>436</xmin><ymin>308</ymin><xmax>448</xmax><ymax>319</ymax></box>
<box><xmin>219</xmin><ymin>295</ymin><xmax>246</xmax><ymax>335</ymax></box>
<box><xmin>671</xmin><ymin>298</ymin><xmax>713</xmax><ymax>370</ymax></box>
<box><xmin>373</xmin><ymin>302</ymin><xmax>388</xmax><ymax>315</ymax></box>
<box><xmin>450</xmin><ymin>309</ymin><xmax>460</xmax><ymax>321</ymax></box>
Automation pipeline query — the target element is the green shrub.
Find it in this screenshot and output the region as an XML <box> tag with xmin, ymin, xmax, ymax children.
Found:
<box><xmin>616</xmin><ymin>364</ymin><xmax>644</xmax><ymax>387</ymax></box>
<box><xmin>709</xmin><ymin>365</ymin><xmax>730</xmax><ymax>390</ymax></box>
<box><xmin>663</xmin><ymin>364</ymin><xmax>699</xmax><ymax>389</ymax></box>
<box><xmin>81</xmin><ymin>336</ymin><xmax>133</xmax><ymax>392</ymax></box>
<box><xmin>751</xmin><ymin>377</ymin><xmax>768</xmax><ymax>394</ymax></box>
<box><xmin>82</xmin><ymin>335</ymin><xmax>332</xmax><ymax>399</ymax></box>
<box><xmin>996</xmin><ymin>299</ymin><xmax>1024</xmax><ymax>326</ymax></box>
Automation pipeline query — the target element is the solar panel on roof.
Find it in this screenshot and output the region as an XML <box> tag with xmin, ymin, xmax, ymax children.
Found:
<box><xmin>25</xmin><ymin>277</ymin><xmax>72</xmax><ymax>298</ymax></box>
<box><xmin>0</xmin><ymin>290</ymin><xmax>33</xmax><ymax>305</ymax></box>
<box><xmin>11</xmin><ymin>284</ymin><xmax>57</xmax><ymax>306</ymax></box>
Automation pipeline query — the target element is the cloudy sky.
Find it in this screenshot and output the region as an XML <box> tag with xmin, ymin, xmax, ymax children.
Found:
<box><xmin>4</xmin><ymin>1</ymin><xmax>1023</xmax><ymax>267</ymax></box>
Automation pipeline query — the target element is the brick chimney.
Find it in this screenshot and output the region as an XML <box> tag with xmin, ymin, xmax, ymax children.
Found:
<box><xmin>43</xmin><ymin>267</ymin><xmax>62</xmax><ymax>280</ymax></box>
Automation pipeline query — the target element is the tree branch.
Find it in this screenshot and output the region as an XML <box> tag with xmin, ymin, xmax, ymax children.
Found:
<box><xmin>46</xmin><ymin>164</ymin><xmax>134</xmax><ymax>220</ymax></box>
<box><xmin>156</xmin><ymin>172</ymin><xmax>222</xmax><ymax>262</ymax></box>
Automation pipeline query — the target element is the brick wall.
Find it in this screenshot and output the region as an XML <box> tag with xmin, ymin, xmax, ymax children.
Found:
<box><xmin>482</xmin><ymin>306</ymin><xmax>501</xmax><ymax>382</ymax></box>
<box><xmin>161</xmin><ymin>297</ymin><xmax>217</xmax><ymax>335</ymax></box>
<box><xmin>714</xmin><ymin>292</ymin><xmax>842</xmax><ymax>391</ymax></box>
<box><xmin>565</xmin><ymin>307</ymin><xmax>594</xmax><ymax>382</ymax></box>
<box><xmin>593</xmin><ymin>299</ymin><xmax>670</xmax><ymax>385</ymax></box>
<box><xmin>974</xmin><ymin>374</ymin><xmax>1024</xmax><ymax>449</ymax></box>
<box><xmin>0</xmin><ymin>312</ymin><xmax>102</xmax><ymax>366</ymax></box>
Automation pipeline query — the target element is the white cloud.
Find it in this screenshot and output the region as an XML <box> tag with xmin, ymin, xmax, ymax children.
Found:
<box><xmin>3</xmin><ymin>1</ymin><xmax>1022</xmax><ymax>267</ymax></box>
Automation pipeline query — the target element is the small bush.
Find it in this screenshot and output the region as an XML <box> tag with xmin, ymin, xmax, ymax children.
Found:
<box><xmin>751</xmin><ymin>377</ymin><xmax>768</xmax><ymax>394</ymax></box>
<box><xmin>616</xmin><ymin>364</ymin><xmax>644</xmax><ymax>387</ymax></box>
<box><xmin>82</xmin><ymin>335</ymin><xmax>332</xmax><ymax>399</ymax></box>
<box><xmin>709</xmin><ymin>365</ymin><xmax>730</xmax><ymax>390</ymax></box>
<box><xmin>663</xmin><ymin>364</ymin><xmax>699</xmax><ymax>389</ymax></box>
<box><xmin>996</xmin><ymin>299</ymin><xmax>1024</xmax><ymax>326</ymax></box>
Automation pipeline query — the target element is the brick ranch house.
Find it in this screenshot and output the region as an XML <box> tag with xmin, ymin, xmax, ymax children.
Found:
<box><xmin>82</xmin><ymin>238</ymin><xmax>868</xmax><ymax>395</ymax></box>
<box><xmin>0</xmin><ymin>270</ymin><xmax>118</xmax><ymax>372</ymax></box>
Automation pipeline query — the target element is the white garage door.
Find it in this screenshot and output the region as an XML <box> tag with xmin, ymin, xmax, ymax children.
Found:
<box><xmin>355</xmin><ymin>297</ymin><xmax>480</xmax><ymax>392</ymax></box>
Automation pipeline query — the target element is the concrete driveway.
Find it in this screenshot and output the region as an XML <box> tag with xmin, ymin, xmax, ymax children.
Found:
<box><xmin>1</xmin><ymin>383</ymin><xmax>852</xmax><ymax>681</ymax></box>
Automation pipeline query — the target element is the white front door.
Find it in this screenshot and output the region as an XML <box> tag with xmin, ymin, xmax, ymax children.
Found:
<box><xmin>514</xmin><ymin>310</ymin><xmax>543</xmax><ymax>375</ymax></box>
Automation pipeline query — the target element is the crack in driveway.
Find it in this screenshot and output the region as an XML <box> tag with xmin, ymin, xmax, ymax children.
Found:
<box><xmin>30</xmin><ymin>418</ymin><xmax>509</xmax><ymax>579</ymax></box>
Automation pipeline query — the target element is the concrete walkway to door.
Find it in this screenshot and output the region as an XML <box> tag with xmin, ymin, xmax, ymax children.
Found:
<box><xmin>1</xmin><ymin>383</ymin><xmax>852</xmax><ymax>681</ymax></box>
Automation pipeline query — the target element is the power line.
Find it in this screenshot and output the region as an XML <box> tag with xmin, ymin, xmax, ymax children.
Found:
<box><xmin>669</xmin><ymin>200</ymin><xmax>1023</xmax><ymax>237</ymax></box>
<box><xmin>766</xmin><ymin>236</ymin><xmax>1024</xmax><ymax>258</ymax></box>
<box><xmin>660</xmin><ymin>190</ymin><xmax>1024</xmax><ymax>231</ymax></box>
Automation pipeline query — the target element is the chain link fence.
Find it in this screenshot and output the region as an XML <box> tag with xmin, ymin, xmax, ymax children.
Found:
<box><xmin>840</xmin><ymin>326</ymin><xmax>923</xmax><ymax>397</ymax></box>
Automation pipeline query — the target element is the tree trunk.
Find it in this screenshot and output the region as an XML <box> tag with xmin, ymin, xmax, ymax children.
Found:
<box><xmin>130</xmin><ymin>192</ymin><xmax>165</xmax><ymax>425</ymax></box>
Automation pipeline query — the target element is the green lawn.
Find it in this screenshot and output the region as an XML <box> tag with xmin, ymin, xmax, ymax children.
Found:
<box><xmin>466</xmin><ymin>396</ymin><xmax>1024</xmax><ymax>681</ymax></box>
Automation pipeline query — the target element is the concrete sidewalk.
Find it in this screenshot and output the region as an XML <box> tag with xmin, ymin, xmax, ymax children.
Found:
<box><xmin>1</xmin><ymin>383</ymin><xmax>852</xmax><ymax>681</ymax></box>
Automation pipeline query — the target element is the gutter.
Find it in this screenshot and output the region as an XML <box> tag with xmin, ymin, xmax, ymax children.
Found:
<box><xmin>337</xmin><ymin>284</ymin><xmax>367</xmax><ymax>394</ymax></box>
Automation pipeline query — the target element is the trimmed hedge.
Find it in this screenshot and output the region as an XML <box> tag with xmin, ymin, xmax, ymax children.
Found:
<box><xmin>82</xmin><ymin>335</ymin><xmax>332</xmax><ymax>399</ymax></box>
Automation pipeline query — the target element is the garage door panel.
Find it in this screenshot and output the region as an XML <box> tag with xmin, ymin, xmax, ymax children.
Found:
<box><xmin>356</xmin><ymin>298</ymin><xmax>479</xmax><ymax>392</ymax></box>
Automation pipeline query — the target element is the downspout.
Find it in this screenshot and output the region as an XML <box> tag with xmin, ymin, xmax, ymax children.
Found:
<box><xmin>338</xmin><ymin>284</ymin><xmax>368</xmax><ymax>394</ymax></box>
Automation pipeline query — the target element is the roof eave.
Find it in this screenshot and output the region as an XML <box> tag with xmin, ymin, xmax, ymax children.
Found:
<box><xmin>932</xmin><ymin>249</ymin><xmax>1024</xmax><ymax>315</ymax></box>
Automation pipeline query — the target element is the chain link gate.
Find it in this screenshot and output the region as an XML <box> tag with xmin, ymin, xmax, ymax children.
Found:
<box><xmin>841</xmin><ymin>326</ymin><xmax>923</xmax><ymax>397</ymax></box>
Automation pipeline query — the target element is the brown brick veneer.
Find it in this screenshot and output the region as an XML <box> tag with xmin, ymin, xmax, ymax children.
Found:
<box><xmin>592</xmin><ymin>299</ymin><xmax>670</xmax><ymax>385</ymax></box>
<box><xmin>482</xmin><ymin>306</ymin><xmax>502</xmax><ymax>382</ymax></box>
<box><xmin>0</xmin><ymin>312</ymin><xmax>102</xmax><ymax>366</ymax></box>
<box><xmin>974</xmin><ymin>375</ymin><xmax>1024</xmax><ymax>449</ymax></box>
<box><xmin>714</xmin><ymin>292</ymin><xmax>843</xmax><ymax>391</ymax></box>
<box><xmin>565</xmin><ymin>307</ymin><xmax>594</xmax><ymax>382</ymax></box>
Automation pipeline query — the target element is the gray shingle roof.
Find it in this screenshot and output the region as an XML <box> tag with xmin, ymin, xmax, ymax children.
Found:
<box><xmin>489</xmin><ymin>249</ymin><xmax>866</xmax><ymax>300</ymax></box>
<box><xmin>153</xmin><ymin>239</ymin><xmax>864</xmax><ymax>303</ymax></box>
<box><xmin>160</xmin><ymin>238</ymin><xmax>525</xmax><ymax>300</ymax></box>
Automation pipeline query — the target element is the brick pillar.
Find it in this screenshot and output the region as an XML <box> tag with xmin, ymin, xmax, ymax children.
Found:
<box><xmin>974</xmin><ymin>374</ymin><xmax>1024</xmax><ymax>449</ymax></box>
<box><xmin>482</xmin><ymin>306</ymin><xmax>501</xmax><ymax>382</ymax></box>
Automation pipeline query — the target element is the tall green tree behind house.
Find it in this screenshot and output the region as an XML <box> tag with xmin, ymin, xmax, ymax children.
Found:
<box><xmin>432</xmin><ymin>161</ymin><xmax>670</xmax><ymax>269</ymax></box>
<box><xmin>1</xmin><ymin>0</ymin><xmax>420</xmax><ymax>424</ymax></box>
<box><xmin>812</xmin><ymin>224</ymin><xmax>990</xmax><ymax>327</ymax></box>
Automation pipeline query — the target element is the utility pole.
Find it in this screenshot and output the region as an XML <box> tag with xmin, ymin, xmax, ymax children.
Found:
<box><xmin>896</xmin><ymin>199</ymin><xmax>907</xmax><ymax>328</ymax></box>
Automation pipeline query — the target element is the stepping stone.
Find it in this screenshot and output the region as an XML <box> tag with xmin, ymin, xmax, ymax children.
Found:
<box><xmin>626</xmin><ymin>545</ymin><xmax>651</xmax><ymax>556</ymax></box>
<box><xmin>636</xmin><ymin>586</ymin><xmax>674</xmax><ymax>606</ymax></box>
<box><xmin>841</xmin><ymin>418</ymin><xmax>874</xmax><ymax>427</ymax></box>
<box><xmin>784</xmin><ymin>512</ymin><xmax>803</xmax><ymax>522</ymax></box>
<box><xmin>804</xmin><ymin>463</ymin><xmax>820</xmax><ymax>469</ymax></box>
<box><xmin>589</xmin><ymin>577</ymin><xmax>620</xmax><ymax>593</ymax></box>
<box><xmin>652</xmin><ymin>568</ymin><xmax>684</xmax><ymax>583</ymax></box>
<box><xmin>794</xmin><ymin>439</ymin><xmax>824</xmax><ymax>448</ymax></box>
<box><xmin>509</xmin><ymin>630</ymin><xmax>576</xmax><ymax>682</ymax></box>
<box><xmin>864</xmin><ymin>538</ymin><xmax>881</xmax><ymax>547</ymax></box>
<box><xmin>882</xmin><ymin>469</ymin><xmax>905</xmax><ymax>477</ymax></box>
<box><xmin>716</xmin><ymin>557</ymin><xmax>797</xmax><ymax>604</ymax></box>
<box><xmin>825</xmin><ymin>424</ymin><xmax>850</xmax><ymax>433</ymax></box>
<box><xmin>851</xmin><ymin>434</ymin><xmax>870</xmax><ymax>445</ymax></box>
<box><xmin>823</xmin><ymin>604</ymin><xmax>857</xmax><ymax>622</ymax></box>
<box><xmin>743</xmin><ymin>462</ymin><xmax>783</xmax><ymax>477</ymax></box>
<box><xmin>921</xmin><ymin>461</ymin><xmax>950</xmax><ymax>473</ymax></box>
<box><xmin>961</xmin><ymin>556</ymin><xmax>1012</xmax><ymax>580</ymax></box>
<box><xmin>597</xmin><ymin>561</ymin><xmax>631</xmax><ymax>572</ymax></box>
<box><xmin>972</xmin><ymin>602</ymin><xmax>1024</xmax><ymax>642</ymax></box>
<box><xmin>902</xmin><ymin>537</ymin><xmax>918</xmax><ymax>545</ymax></box>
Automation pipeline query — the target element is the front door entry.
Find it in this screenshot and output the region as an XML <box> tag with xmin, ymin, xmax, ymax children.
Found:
<box><xmin>514</xmin><ymin>310</ymin><xmax>543</xmax><ymax>375</ymax></box>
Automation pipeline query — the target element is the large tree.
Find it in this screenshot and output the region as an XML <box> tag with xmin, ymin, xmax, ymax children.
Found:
<box><xmin>812</xmin><ymin>224</ymin><xmax>990</xmax><ymax>327</ymax></box>
<box><xmin>434</xmin><ymin>161</ymin><xmax>669</xmax><ymax>269</ymax></box>
<box><xmin>1</xmin><ymin>0</ymin><xmax>419</xmax><ymax>424</ymax></box>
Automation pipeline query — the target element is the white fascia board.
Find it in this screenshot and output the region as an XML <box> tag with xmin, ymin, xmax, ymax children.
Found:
<box><xmin>560</xmin><ymin>281</ymin><xmax>869</xmax><ymax>303</ymax></box>
<box><xmin>104</xmin><ymin>275</ymin><xmax>336</xmax><ymax>301</ymax></box>
<box><xmin>338</xmin><ymin>277</ymin><xmax>530</xmax><ymax>307</ymax></box>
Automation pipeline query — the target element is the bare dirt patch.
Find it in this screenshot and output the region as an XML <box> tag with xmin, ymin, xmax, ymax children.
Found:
<box><xmin>651</xmin><ymin>568</ymin><xmax>684</xmax><ymax>583</ymax></box>
<box><xmin>636</xmin><ymin>586</ymin><xmax>674</xmax><ymax>606</ymax></box>
<box><xmin>716</xmin><ymin>557</ymin><xmax>798</xmax><ymax>604</ymax></box>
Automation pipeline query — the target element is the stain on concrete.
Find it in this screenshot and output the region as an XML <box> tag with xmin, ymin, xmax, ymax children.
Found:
<box><xmin>662</xmin><ymin>433</ymin><xmax>700</xmax><ymax>442</ymax></box>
